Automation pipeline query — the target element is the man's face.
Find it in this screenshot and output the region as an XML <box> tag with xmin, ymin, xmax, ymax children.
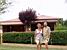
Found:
<box><xmin>44</xmin><ymin>22</ymin><xmax>47</xmax><ymax>27</ymax></box>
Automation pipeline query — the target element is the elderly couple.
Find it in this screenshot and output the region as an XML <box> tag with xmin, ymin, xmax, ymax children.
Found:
<box><xmin>35</xmin><ymin>21</ymin><xmax>51</xmax><ymax>50</ymax></box>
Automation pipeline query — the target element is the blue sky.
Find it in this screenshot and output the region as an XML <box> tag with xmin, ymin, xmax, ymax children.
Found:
<box><xmin>0</xmin><ymin>0</ymin><xmax>67</xmax><ymax>21</ymax></box>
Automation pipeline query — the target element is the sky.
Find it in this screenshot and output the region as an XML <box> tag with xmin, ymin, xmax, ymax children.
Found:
<box><xmin>0</xmin><ymin>0</ymin><xmax>67</xmax><ymax>21</ymax></box>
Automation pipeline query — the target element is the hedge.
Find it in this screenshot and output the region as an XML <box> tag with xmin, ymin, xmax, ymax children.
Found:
<box><xmin>50</xmin><ymin>31</ymin><xmax>67</xmax><ymax>45</ymax></box>
<box><xmin>3</xmin><ymin>32</ymin><xmax>34</xmax><ymax>44</ymax></box>
<box><xmin>2</xmin><ymin>31</ymin><xmax>67</xmax><ymax>45</ymax></box>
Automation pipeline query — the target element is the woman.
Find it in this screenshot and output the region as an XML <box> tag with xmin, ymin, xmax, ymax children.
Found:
<box><xmin>42</xmin><ymin>21</ymin><xmax>51</xmax><ymax>50</ymax></box>
<box><xmin>35</xmin><ymin>23</ymin><xmax>42</xmax><ymax>50</ymax></box>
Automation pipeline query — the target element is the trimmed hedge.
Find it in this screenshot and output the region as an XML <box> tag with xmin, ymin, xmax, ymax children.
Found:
<box><xmin>2</xmin><ymin>31</ymin><xmax>67</xmax><ymax>45</ymax></box>
<box><xmin>3</xmin><ymin>32</ymin><xmax>34</xmax><ymax>44</ymax></box>
<box><xmin>50</xmin><ymin>31</ymin><xmax>67</xmax><ymax>45</ymax></box>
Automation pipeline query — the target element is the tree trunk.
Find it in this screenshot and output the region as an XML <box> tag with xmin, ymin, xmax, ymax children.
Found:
<box><xmin>29</xmin><ymin>24</ymin><xmax>31</xmax><ymax>31</ymax></box>
<box><xmin>25</xmin><ymin>25</ymin><xmax>27</xmax><ymax>32</ymax></box>
<box><xmin>25</xmin><ymin>23</ymin><xmax>31</xmax><ymax>32</ymax></box>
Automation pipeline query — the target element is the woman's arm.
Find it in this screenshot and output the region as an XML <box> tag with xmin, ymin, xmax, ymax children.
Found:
<box><xmin>34</xmin><ymin>29</ymin><xmax>37</xmax><ymax>37</ymax></box>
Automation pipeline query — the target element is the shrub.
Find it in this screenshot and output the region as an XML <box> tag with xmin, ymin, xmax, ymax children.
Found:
<box><xmin>2</xmin><ymin>31</ymin><xmax>67</xmax><ymax>45</ymax></box>
<box><xmin>3</xmin><ymin>32</ymin><xmax>34</xmax><ymax>44</ymax></box>
<box><xmin>55</xmin><ymin>24</ymin><xmax>67</xmax><ymax>30</ymax></box>
<box><xmin>49</xmin><ymin>30</ymin><xmax>67</xmax><ymax>45</ymax></box>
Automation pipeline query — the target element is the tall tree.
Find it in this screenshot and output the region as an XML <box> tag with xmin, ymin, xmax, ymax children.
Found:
<box><xmin>19</xmin><ymin>8</ymin><xmax>37</xmax><ymax>32</ymax></box>
<box><xmin>0</xmin><ymin>0</ymin><xmax>12</xmax><ymax>14</ymax></box>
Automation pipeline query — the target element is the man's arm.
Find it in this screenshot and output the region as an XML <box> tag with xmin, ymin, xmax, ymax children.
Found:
<box><xmin>48</xmin><ymin>27</ymin><xmax>51</xmax><ymax>38</ymax></box>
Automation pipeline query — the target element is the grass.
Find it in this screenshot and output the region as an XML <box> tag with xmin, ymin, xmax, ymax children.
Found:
<box><xmin>0</xmin><ymin>45</ymin><xmax>67</xmax><ymax>50</ymax></box>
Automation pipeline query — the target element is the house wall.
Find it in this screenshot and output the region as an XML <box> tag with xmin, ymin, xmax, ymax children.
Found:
<box><xmin>31</xmin><ymin>22</ymin><xmax>56</xmax><ymax>31</ymax></box>
<box><xmin>2</xmin><ymin>22</ymin><xmax>56</xmax><ymax>32</ymax></box>
<box><xmin>3</xmin><ymin>25</ymin><xmax>25</xmax><ymax>32</ymax></box>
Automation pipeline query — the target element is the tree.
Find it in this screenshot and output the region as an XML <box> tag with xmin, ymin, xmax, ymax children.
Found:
<box><xmin>0</xmin><ymin>0</ymin><xmax>12</xmax><ymax>14</ymax></box>
<box><xmin>63</xmin><ymin>20</ymin><xmax>67</xmax><ymax>26</ymax></box>
<box><xmin>54</xmin><ymin>19</ymin><xmax>67</xmax><ymax>30</ymax></box>
<box><xmin>19</xmin><ymin>8</ymin><xmax>37</xmax><ymax>32</ymax></box>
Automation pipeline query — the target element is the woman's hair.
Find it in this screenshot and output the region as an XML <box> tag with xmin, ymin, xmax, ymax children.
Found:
<box><xmin>37</xmin><ymin>22</ymin><xmax>41</xmax><ymax>26</ymax></box>
<box><xmin>36</xmin><ymin>22</ymin><xmax>42</xmax><ymax>29</ymax></box>
<box><xmin>37</xmin><ymin>22</ymin><xmax>41</xmax><ymax>25</ymax></box>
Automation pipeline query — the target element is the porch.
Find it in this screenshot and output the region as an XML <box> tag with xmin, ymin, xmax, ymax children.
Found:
<box><xmin>2</xmin><ymin>22</ymin><xmax>56</xmax><ymax>32</ymax></box>
<box><xmin>0</xmin><ymin>15</ymin><xmax>62</xmax><ymax>33</ymax></box>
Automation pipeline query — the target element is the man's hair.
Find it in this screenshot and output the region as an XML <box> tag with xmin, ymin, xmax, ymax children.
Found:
<box><xmin>44</xmin><ymin>21</ymin><xmax>47</xmax><ymax>23</ymax></box>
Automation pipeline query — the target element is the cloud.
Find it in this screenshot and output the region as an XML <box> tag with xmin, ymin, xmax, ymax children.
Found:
<box><xmin>0</xmin><ymin>0</ymin><xmax>67</xmax><ymax>21</ymax></box>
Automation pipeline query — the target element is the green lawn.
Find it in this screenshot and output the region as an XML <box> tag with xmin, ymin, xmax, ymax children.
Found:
<box><xmin>0</xmin><ymin>45</ymin><xmax>66</xmax><ymax>50</ymax></box>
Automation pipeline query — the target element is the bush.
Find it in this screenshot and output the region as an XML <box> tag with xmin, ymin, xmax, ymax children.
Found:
<box><xmin>2</xmin><ymin>31</ymin><xmax>67</xmax><ymax>45</ymax></box>
<box><xmin>49</xmin><ymin>30</ymin><xmax>67</xmax><ymax>45</ymax></box>
<box><xmin>55</xmin><ymin>24</ymin><xmax>67</xmax><ymax>30</ymax></box>
<box><xmin>3</xmin><ymin>32</ymin><xmax>34</xmax><ymax>44</ymax></box>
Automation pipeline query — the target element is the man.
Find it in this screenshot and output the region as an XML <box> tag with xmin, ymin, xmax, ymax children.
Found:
<box><xmin>42</xmin><ymin>21</ymin><xmax>51</xmax><ymax>50</ymax></box>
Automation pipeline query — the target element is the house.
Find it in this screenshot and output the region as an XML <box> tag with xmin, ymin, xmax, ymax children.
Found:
<box><xmin>0</xmin><ymin>15</ymin><xmax>62</xmax><ymax>33</ymax></box>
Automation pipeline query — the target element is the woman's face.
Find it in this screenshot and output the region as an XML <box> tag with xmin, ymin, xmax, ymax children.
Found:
<box><xmin>37</xmin><ymin>23</ymin><xmax>41</xmax><ymax>28</ymax></box>
<box><xmin>44</xmin><ymin>22</ymin><xmax>47</xmax><ymax>27</ymax></box>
